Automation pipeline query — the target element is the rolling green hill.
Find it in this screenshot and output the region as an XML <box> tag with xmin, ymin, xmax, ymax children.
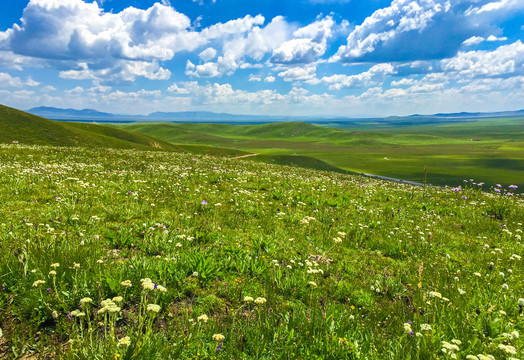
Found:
<box><xmin>121</xmin><ymin>120</ymin><xmax>524</xmax><ymax>188</ymax></box>
<box><xmin>0</xmin><ymin>104</ymin><xmax>184</xmax><ymax>151</ymax></box>
<box><xmin>0</xmin><ymin>105</ymin><xmax>346</xmax><ymax>173</ymax></box>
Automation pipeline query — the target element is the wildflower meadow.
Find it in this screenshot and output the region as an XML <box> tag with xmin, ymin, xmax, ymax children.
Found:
<box><xmin>0</xmin><ymin>144</ymin><xmax>523</xmax><ymax>359</ymax></box>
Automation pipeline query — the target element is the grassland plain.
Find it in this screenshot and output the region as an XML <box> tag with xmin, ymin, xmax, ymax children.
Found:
<box><xmin>0</xmin><ymin>144</ymin><xmax>523</xmax><ymax>359</ymax></box>
<box><xmin>121</xmin><ymin>118</ymin><xmax>524</xmax><ymax>189</ymax></box>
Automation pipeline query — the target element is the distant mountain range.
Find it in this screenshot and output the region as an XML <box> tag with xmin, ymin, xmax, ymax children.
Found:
<box><xmin>27</xmin><ymin>107</ymin><xmax>303</xmax><ymax>122</ymax></box>
<box><xmin>403</xmin><ymin>109</ymin><xmax>524</xmax><ymax>119</ymax></box>
<box><xmin>27</xmin><ymin>106</ymin><xmax>524</xmax><ymax>123</ymax></box>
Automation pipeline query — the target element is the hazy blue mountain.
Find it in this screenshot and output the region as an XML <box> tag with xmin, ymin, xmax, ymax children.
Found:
<box><xmin>28</xmin><ymin>106</ymin><xmax>117</xmax><ymax>119</ymax></box>
<box><xmin>26</xmin><ymin>106</ymin><xmax>524</xmax><ymax>123</ymax></box>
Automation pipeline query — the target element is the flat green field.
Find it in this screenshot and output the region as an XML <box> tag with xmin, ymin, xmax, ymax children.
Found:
<box><xmin>121</xmin><ymin>118</ymin><xmax>524</xmax><ymax>189</ymax></box>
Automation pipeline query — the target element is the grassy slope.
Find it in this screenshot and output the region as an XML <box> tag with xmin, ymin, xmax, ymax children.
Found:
<box><xmin>0</xmin><ymin>104</ymin><xmax>184</xmax><ymax>151</ymax></box>
<box><xmin>0</xmin><ymin>105</ymin><xmax>254</xmax><ymax>159</ymax></box>
<box><xmin>122</xmin><ymin>120</ymin><xmax>524</xmax><ymax>188</ymax></box>
<box><xmin>0</xmin><ymin>144</ymin><xmax>523</xmax><ymax>359</ymax></box>
<box><xmin>0</xmin><ymin>105</ymin><xmax>342</xmax><ymax>173</ymax></box>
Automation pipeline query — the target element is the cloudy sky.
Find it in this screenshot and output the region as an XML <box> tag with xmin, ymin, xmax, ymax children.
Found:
<box><xmin>1</xmin><ymin>0</ymin><xmax>523</xmax><ymax>117</ymax></box>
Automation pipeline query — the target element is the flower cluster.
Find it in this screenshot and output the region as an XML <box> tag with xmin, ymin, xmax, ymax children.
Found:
<box><xmin>98</xmin><ymin>299</ymin><xmax>121</xmax><ymax>314</ymax></box>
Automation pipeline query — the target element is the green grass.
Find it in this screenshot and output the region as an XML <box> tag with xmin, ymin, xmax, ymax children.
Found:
<box><xmin>0</xmin><ymin>143</ymin><xmax>523</xmax><ymax>359</ymax></box>
<box><xmin>0</xmin><ymin>105</ymin><xmax>350</xmax><ymax>174</ymax></box>
<box><xmin>0</xmin><ymin>104</ymin><xmax>190</xmax><ymax>152</ymax></box>
<box><xmin>121</xmin><ymin>119</ymin><xmax>524</xmax><ymax>188</ymax></box>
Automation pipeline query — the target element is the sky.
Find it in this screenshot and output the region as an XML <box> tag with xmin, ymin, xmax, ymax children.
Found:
<box><xmin>0</xmin><ymin>0</ymin><xmax>524</xmax><ymax>117</ymax></box>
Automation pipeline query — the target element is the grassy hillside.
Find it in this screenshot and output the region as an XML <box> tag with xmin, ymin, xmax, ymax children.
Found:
<box><xmin>0</xmin><ymin>104</ymin><xmax>184</xmax><ymax>151</ymax></box>
<box><xmin>122</xmin><ymin>120</ymin><xmax>524</xmax><ymax>189</ymax></box>
<box><xmin>1</xmin><ymin>105</ymin><xmax>345</xmax><ymax>173</ymax></box>
<box><xmin>0</xmin><ymin>144</ymin><xmax>522</xmax><ymax>359</ymax></box>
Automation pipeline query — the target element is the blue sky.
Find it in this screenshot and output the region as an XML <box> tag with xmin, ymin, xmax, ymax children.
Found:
<box><xmin>0</xmin><ymin>0</ymin><xmax>523</xmax><ymax>117</ymax></box>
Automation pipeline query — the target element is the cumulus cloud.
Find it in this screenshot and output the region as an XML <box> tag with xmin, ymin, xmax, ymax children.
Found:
<box><xmin>0</xmin><ymin>72</ymin><xmax>24</xmax><ymax>87</ymax></box>
<box><xmin>42</xmin><ymin>85</ymin><xmax>57</xmax><ymax>92</ymax></box>
<box><xmin>186</xmin><ymin>16</ymin><xmax>293</xmax><ymax>78</ymax></box>
<box><xmin>264</xmin><ymin>76</ymin><xmax>276</xmax><ymax>83</ymax></box>
<box><xmin>309</xmin><ymin>63</ymin><xmax>396</xmax><ymax>90</ymax></box>
<box><xmin>163</xmin><ymin>81</ymin><xmax>336</xmax><ymax>112</ymax></box>
<box><xmin>0</xmin><ymin>1</ymin><xmax>294</xmax><ymax>82</ymax></box>
<box><xmin>277</xmin><ymin>66</ymin><xmax>317</xmax><ymax>82</ymax></box>
<box><xmin>59</xmin><ymin>60</ymin><xmax>171</xmax><ymax>83</ymax></box>
<box><xmin>167</xmin><ymin>81</ymin><xmax>198</xmax><ymax>94</ymax></box>
<box><xmin>199</xmin><ymin>47</ymin><xmax>217</xmax><ymax>61</ymax></box>
<box><xmin>463</xmin><ymin>34</ymin><xmax>508</xmax><ymax>46</ymax></box>
<box><xmin>0</xmin><ymin>0</ymin><xmax>203</xmax><ymax>83</ymax></box>
<box><xmin>271</xmin><ymin>16</ymin><xmax>334</xmax><ymax>64</ymax></box>
<box><xmin>0</xmin><ymin>72</ymin><xmax>40</xmax><ymax>87</ymax></box>
<box><xmin>200</xmin><ymin>14</ymin><xmax>265</xmax><ymax>40</ymax></box>
<box><xmin>442</xmin><ymin>40</ymin><xmax>524</xmax><ymax>78</ymax></box>
<box><xmin>1</xmin><ymin>0</ymin><xmax>198</xmax><ymax>61</ymax></box>
<box><xmin>467</xmin><ymin>0</ymin><xmax>524</xmax><ymax>15</ymax></box>
<box><xmin>166</xmin><ymin>81</ymin><xmax>284</xmax><ymax>105</ymax></box>
<box><xmin>391</xmin><ymin>78</ymin><xmax>416</xmax><ymax>86</ymax></box>
<box><xmin>332</xmin><ymin>0</ymin><xmax>522</xmax><ymax>63</ymax></box>
<box><xmin>185</xmin><ymin>60</ymin><xmax>221</xmax><ymax>78</ymax></box>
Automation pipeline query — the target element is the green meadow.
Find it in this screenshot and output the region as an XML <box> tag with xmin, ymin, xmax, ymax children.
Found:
<box><xmin>0</xmin><ymin>105</ymin><xmax>523</xmax><ymax>359</ymax></box>
<box><xmin>0</xmin><ymin>143</ymin><xmax>523</xmax><ymax>359</ymax></box>
<box><xmin>121</xmin><ymin>117</ymin><xmax>524</xmax><ymax>189</ymax></box>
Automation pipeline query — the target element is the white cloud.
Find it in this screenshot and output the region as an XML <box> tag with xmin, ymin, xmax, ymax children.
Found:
<box><xmin>0</xmin><ymin>1</ymin><xmax>345</xmax><ymax>82</ymax></box>
<box><xmin>293</xmin><ymin>15</ymin><xmax>334</xmax><ymax>41</ymax></box>
<box><xmin>25</xmin><ymin>77</ymin><xmax>40</xmax><ymax>87</ymax></box>
<box><xmin>59</xmin><ymin>60</ymin><xmax>171</xmax><ymax>82</ymax></box>
<box><xmin>239</xmin><ymin>63</ymin><xmax>264</xmax><ymax>69</ymax></box>
<box><xmin>271</xmin><ymin>16</ymin><xmax>334</xmax><ymax>64</ymax></box>
<box><xmin>186</xmin><ymin>61</ymin><xmax>221</xmax><ymax>78</ymax></box>
<box><xmin>264</xmin><ymin>76</ymin><xmax>276</xmax><ymax>83</ymax></box>
<box><xmin>468</xmin><ymin>0</ymin><xmax>524</xmax><ymax>15</ymax></box>
<box><xmin>201</xmin><ymin>15</ymin><xmax>265</xmax><ymax>39</ymax></box>
<box><xmin>159</xmin><ymin>82</ymin><xmax>336</xmax><ymax>115</ymax></box>
<box><xmin>65</xmin><ymin>86</ymin><xmax>85</xmax><ymax>95</ymax></box>
<box><xmin>0</xmin><ymin>72</ymin><xmax>41</xmax><ymax>87</ymax></box>
<box><xmin>167</xmin><ymin>81</ymin><xmax>285</xmax><ymax>105</ymax></box>
<box><xmin>463</xmin><ymin>36</ymin><xmax>485</xmax><ymax>46</ymax></box>
<box><xmin>0</xmin><ymin>0</ymin><xmax>204</xmax><ymax>83</ymax></box>
<box><xmin>277</xmin><ymin>66</ymin><xmax>317</xmax><ymax>82</ymax></box>
<box><xmin>332</xmin><ymin>0</ymin><xmax>523</xmax><ymax>63</ymax></box>
<box><xmin>248</xmin><ymin>74</ymin><xmax>262</xmax><ymax>82</ymax></box>
<box><xmin>271</xmin><ymin>38</ymin><xmax>327</xmax><ymax>64</ymax></box>
<box><xmin>0</xmin><ymin>50</ymin><xmax>42</xmax><ymax>71</ymax></box>
<box><xmin>122</xmin><ymin>61</ymin><xmax>171</xmax><ymax>80</ymax></box>
<box><xmin>0</xmin><ymin>72</ymin><xmax>23</xmax><ymax>87</ymax></box>
<box><xmin>333</xmin><ymin>0</ymin><xmax>451</xmax><ymax>62</ymax></box>
<box><xmin>309</xmin><ymin>63</ymin><xmax>396</xmax><ymax>90</ymax></box>
<box><xmin>0</xmin><ymin>1</ymin><xmax>287</xmax><ymax>82</ymax></box>
<box><xmin>103</xmin><ymin>89</ymin><xmax>162</xmax><ymax>102</ymax></box>
<box><xmin>486</xmin><ymin>35</ymin><xmax>508</xmax><ymax>42</ymax></box>
<box><xmin>1</xmin><ymin>1</ymin><xmax>198</xmax><ymax>61</ymax></box>
<box><xmin>187</xmin><ymin>16</ymin><xmax>293</xmax><ymax>78</ymax></box>
<box><xmin>42</xmin><ymin>85</ymin><xmax>57</xmax><ymax>92</ymax></box>
<box><xmin>391</xmin><ymin>78</ymin><xmax>415</xmax><ymax>86</ymax></box>
<box><xmin>199</xmin><ymin>47</ymin><xmax>217</xmax><ymax>61</ymax></box>
<box><xmin>442</xmin><ymin>40</ymin><xmax>524</xmax><ymax>78</ymax></box>
<box><xmin>167</xmin><ymin>81</ymin><xmax>198</xmax><ymax>94</ymax></box>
